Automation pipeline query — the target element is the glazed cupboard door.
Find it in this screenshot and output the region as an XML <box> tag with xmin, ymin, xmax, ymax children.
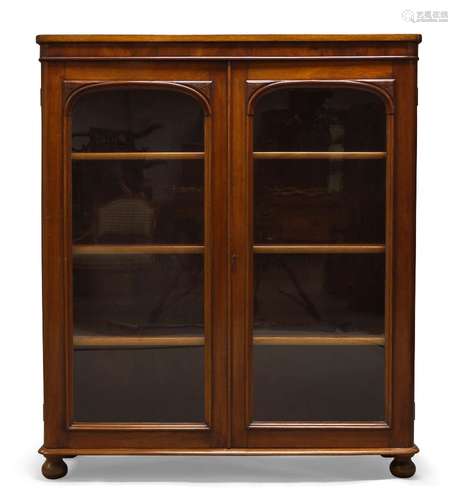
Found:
<box><xmin>230</xmin><ymin>62</ymin><xmax>415</xmax><ymax>450</ymax></box>
<box><xmin>42</xmin><ymin>63</ymin><xmax>228</xmax><ymax>450</ymax></box>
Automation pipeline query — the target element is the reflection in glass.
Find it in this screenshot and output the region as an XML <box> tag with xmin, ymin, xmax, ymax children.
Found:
<box><xmin>73</xmin><ymin>254</ymin><xmax>203</xmax><ymax>338</ymax></box>
<box><xmin>72</xmin><ymin>89</ymin><xmax>204</xmax><ymax>152</ymax></box>
<box><xmin>254</xmin><ymin>254</ymin><xmax>384</xmax><ymax>336</ymax></box>
<box><xmin>253</xmin><ymin>346</ymin><xmax>385</xmax><ymax>421</ymax></box>
<box><xmin>71</xmin><ymin>87</ymin><xmax>207</xmax><ymax>424</ymax></box>
<box><xmin>254</xmin><ymin>88</ymin><xmax>386</xmax><ymax>152</ymax></box>
<box><xmin>251</xmin><ymin>86</ymin><xmax>387</xmax><ymax>423</ymax></box>
<box><xmin>74</xmin><ymin>347</ymin><xmax>204</xmax><ymax>422</ymax></box>
<box><xmin>254</xmin><ymin>159</ymin><xmax>385</xmax><ymax>243</ymax></box>
<box><xmin>72</xmin><ymin>160</ymin><xmax>203</xmax><ymax>244</ymax></box>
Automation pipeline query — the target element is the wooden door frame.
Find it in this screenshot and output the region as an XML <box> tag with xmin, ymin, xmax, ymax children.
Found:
<box><xmin>41</xmin><ymin>61</ymin><xmax>229</xmax><ymax>452</ymax></box>
<box><xmin>229</xmin><ymin>60</ymin><xmax>417</xmax><ymax>452</ymax></box>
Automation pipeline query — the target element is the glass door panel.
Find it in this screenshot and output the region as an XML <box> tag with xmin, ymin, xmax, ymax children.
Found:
<box><xmin>71</xmin><ymin>86</ymin><xmax>207</xmax><ymax>423</ymax></box>
<box><xmin>254</xmin><ymin>253</ymin><xmax>385</xmax><ymax>338</ymax></box>
<box><xmin>74</xmin><ymin>347</ymin><xmax>204</xmax><ymax>422</ymax></box>
<box><xmin>73</xmin><ymin>159</ymin><xmax>204</xmax><ymax>244</ymax></box>
<box><xmin>251</xmin><ymin>84</ymin><xmax>388</xmax><ymax>423</ymax></box>
<box><xmin>253</xmin><ymin>346</ymin><xmax>384</xmax><ymax>421</ymax></box>
<box><xmin>253</xmin><ymin>87</ymin><xmax>386</xmax><ymax>152</ymax></box>
<box><xmin>72</xmin><ymin>88</ymin><xmax>204</xmax><ymax>152</ymax></box>
<box><xmin>254</xmin><ymin>159</ymin><xmax>385</xmax><ymax>244</ymax></box>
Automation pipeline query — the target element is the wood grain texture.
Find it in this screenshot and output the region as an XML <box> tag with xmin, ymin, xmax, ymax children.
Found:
<box><xmin>42</xmin><ymin>59</ymin><xmax>229</xmax><ymax>451</ymax></box>
<box><xmin>73</xmin><ymin>244</ymin><xmax>204</xmax><ymax>255</ymax></box>
<box><xmin>73</xmin><ymin>333</ymin><xmax>384</xmax><ymax>348</ymax></box>
<box><xmin>253</xmin><ymin>151</ymin><xmax>386</xmax><ymax>160</ymax></box>
<box><xmin>37</xmin><ymin>34</ymin><xmax>421</xmax><ymax>63</ymax></box>
<box><xmin>39</xmin><ymin>445</ymin><xmax>420</xmax><ymax>456</ymax></box>
<box><xmin>72</xmin><ymin>152</ymin><xmax>204</xmax><ymax>161</ymax></box>
<box><xmin>36</xmin><ymin>34</ymin><xmax>422</xmax><ymax>44</ymax></box>
<box><xmin>74</xmin><ymin>335</ymin><xmax>205</xmax><ymax>348</ymax></box>
<box><xmin>229</xmin><ymin>58</ymin><xmax>417</xmax><ymax>450</ymax></box>
<box><xmin>39</xmin><ymin>36</ymin><xmax>418</xmax><ymax>466</ymax></box>
<box><xmin>253</xmin><ymin>244</ymin><xmax>385</xmax><ymax>254</ymax></box>
<box><xmin>253</xmin><ymin>334</ymin><xmax>385</xmax><ymax>346</ymax></box>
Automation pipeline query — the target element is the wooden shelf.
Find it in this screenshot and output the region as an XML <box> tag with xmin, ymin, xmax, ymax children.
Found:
<box><xmin>73</xmin><ymin>244</ymin><xmax>384</xmax><ymax>256</ymax></box>
<box><xmin>74</xmin><ymin>332</ymin><xmax>384</xmax><ymax>349</ymax></box>
<box><xmin>253</xmin><ymin>152</ymin><xmax>386</xmax><ymax>160</ymax></box>
<box><xmin>73</xmin><ymin>244</ymin><xmax>204</xmax><ymax>255</ymax></box>
<box><xmin>253</xmin><ymin>244</ymin><xmax>385</xmax><ymax>254</ymax></box>
<box><xmin>74</xmin><ymin>335</ymin><xmax>204</xmax><ymax>348</ymax></box>
<box><xmin>254</xmin><ymin>332</ymin><xmax>385</xmax><ymax>346</ymax></box>
<box><xmin>72</xmin><ymin>152</ymin><xmax>204</xmax><ymax>161</ymax></box>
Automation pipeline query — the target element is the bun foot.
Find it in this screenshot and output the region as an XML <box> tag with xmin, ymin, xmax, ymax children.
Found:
<box><xmin>42</xmin><ymin>457</ymin><xmax>68</xmax><ymax>479</ymax></box>
<box><xmin>389</xmin><ymin>456</ymin><xmax>416</xmax><ymax>478</ymax></box>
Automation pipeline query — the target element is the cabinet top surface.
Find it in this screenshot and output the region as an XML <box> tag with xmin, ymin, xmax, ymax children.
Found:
<box><xmin>36</xmin><ymin>34</ymin><xmax>422</xmax><ymax>44</ymax></box>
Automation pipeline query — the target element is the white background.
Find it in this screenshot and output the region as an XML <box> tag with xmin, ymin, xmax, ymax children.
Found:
<box><xmin>0</xmin><ymin>0</ymin><xmax>456</xmax><ymax>497</ymax></box>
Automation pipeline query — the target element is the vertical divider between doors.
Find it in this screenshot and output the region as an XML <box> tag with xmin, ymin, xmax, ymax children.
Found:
<box><xmin>229</xmin><ymin>62</ymin><xmax>250</xmax><ymax>447</ymax></box>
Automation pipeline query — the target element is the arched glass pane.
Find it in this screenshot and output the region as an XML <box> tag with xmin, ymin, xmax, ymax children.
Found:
<box><xmin>72</xmin><ymin>89</ymin><xmax>204</xmax><ymax>152</ymax></box>
<box><xmin>71</xmin><ymin>87</ymin><xmax>206</xmax><ymax>423</ymax></box>
<box><xmin>254</xmin><ymin>87</ymin><xmax>385</xmax><ymax>152</ymax></box>
<box><xmin>252</xmin><ymin>86</ymin><xmax>387</xmax><ymax>422</ymax></box>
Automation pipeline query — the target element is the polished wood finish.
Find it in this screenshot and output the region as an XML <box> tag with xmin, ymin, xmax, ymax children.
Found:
<box><xmin>228</xmin><ymin>40</ymin><xmax>417</xmax><ymax>459</ymax></box>
<box><xmin>73</xmin><ymin>244</ymin><xmax>204</xmax><ymax>255</ymax></box>
<box><xmin>73</xmin><ymin>333</ymin><xmax>384</xmax><ymax>348</ymax></box>
<box><xmin>253</xmin><ymin>333</ymin><xmax>385</xmax><ymax>346</ymax></box>
<box><xmin>389</xmin><ymin>455</ymin><xmax>416</xmax><ymax>478</ymax></box>
<box><xmin>37</xmin><ymin>34</ymin><xmax>422</xmax><ymax>43</ymax></box>
<box><xmin>72</xmin><ymin>151</ymin><xmax>204</xmax><ymax>161</ymax></box>
<box><xmin>41</xmin><ymin>55</ymin><xmax>229</xmax><ymax>456</ymax></box>
<box><xmin>41</xmin><ymin>457</ymin><xmax>68</xmax><ymax>479</ymax></box>
<box><xmin>74</xmin><ymin>335</ymin><xmax>205</xmax><ymax>348</ymax></box>
<box><xmin>40</xmin><ymin>445</ymin><xmax>419</xmax><ymax>456</ymax></box>
<box><xmin>39</xmin><ymin>34</ymin><xmax>420</xmax><ymax>478</ymax></box>
<box><xmin>37</xmin><ymin>35</ymin><xmax>421</xmax><ymax>63</ymax></box>
<box><xmin>253</xmin><ymin>244</ymin><xmax>385</xmax><ymax>254</ymax></box>
<box><xmin>253</xmin><ymin>151</ymin><xmax>386</xmax><ymax>160</ymax></box>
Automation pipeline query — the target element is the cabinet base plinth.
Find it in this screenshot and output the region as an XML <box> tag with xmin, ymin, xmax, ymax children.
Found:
<box><xmin>39</xmin><ymin>446</ymin><xmax>418</xmax><ymax>478</ymax></box>
<box><xmin>39</xmin><ymin>445</ymin><xmax>419</xmax><ymax>457</ymax></box>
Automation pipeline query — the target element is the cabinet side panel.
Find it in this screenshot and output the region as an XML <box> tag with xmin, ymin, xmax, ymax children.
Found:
<box><xmin>390</xmin><ymin>61</ymin><xmax>418</xmax><ymax>447</ymax></box>
<box><xmin>42</xmin><ymin>61</ymin><xmax>67</xmax><ymax>447</ymax></box>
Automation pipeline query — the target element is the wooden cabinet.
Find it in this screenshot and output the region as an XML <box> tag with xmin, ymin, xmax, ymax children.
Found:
<box><xmin>37</xmin><ymin>34</ymin><xmax>421</xmax><ymax>479</ymax></box>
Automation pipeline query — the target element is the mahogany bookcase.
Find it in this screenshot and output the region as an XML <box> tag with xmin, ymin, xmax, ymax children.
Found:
<box><xmin>37</xmin><ymin>34</ymin><xmax>420</xmax><ymax>479</ymax></box>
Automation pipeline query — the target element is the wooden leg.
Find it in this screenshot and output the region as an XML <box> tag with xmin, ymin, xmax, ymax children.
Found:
<box><xmin>41</xmin><ymin>457</ymin><xmax>68</xmax><ymax>479</ymax></box>
<box><xmin>389</xmin><ymin>455</ymin><xmax>416</xmax><ymax>478</ymax></box>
